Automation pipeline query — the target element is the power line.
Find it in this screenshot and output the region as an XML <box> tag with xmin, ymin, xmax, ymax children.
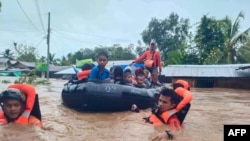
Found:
<box><xmin>34</xmin><ymin>0</ymin><xmax>46</xmax><ymax>35</ymax></box>
<box><xmin>43</xmin><ymin>0</ymin><xmax>49</xmax><ymax>13</ymax></box>
<box><xmin>0</xmin><ymin>28</ymin><xmax>37</xmax><ymax>32</ymax></box>
<box><xmin>16</xmin><ymin>0</ymin><xmax>40</xmax><ymax>31</ymax></box>
<box><xmin>52</xmin><ymin>28</ymin><xmax>134</xmax><ymax>43</ymax></box>
<box><xmin>52</xmin><ymin>30</ymin><xmax>101</xmax><ymax>45</ymax></box>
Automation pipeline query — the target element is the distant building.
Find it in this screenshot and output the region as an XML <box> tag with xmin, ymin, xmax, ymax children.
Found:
<box><xmin>0</xmin><ymin>57</ymin><xmax>8</xmax><ymax>70</ymax></box>
<box><xmin>162</xmin><ymin>64</ymin><xmax>250</xmax><ymax>89</ymax></box>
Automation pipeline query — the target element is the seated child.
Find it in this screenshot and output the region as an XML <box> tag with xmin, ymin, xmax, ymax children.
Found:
<box><xmin>123</xmin><ymin>72</ymin><xmax>134</xmax><ymax>86</ymax></box>
<box><xmin>88</xmin><ymin>51</ymin><xmax>110</xmax><ymax>80</ymax></box>
<box><xmin>77</xmin><ymin>63</ymin><xmax>94</xmax><ymax>81</ymax></box>
<box><xmin>113</xmin><ymin>66</ymin><xmax>124</xmax><ymax>84</ymax></box>
<box><xmin>124</xmin><ymin>68</ymin><xmax>137</xmax><ymax>84</ymax></box>
<box><xmin>134</xmin><ymin>74</ymin><xmax>147</xmax><ymax>88</ymax></box>
<box><xmin>135</xmin><ymin>68</ymin><xmax>150</xmax><ymax>88</ymax></box>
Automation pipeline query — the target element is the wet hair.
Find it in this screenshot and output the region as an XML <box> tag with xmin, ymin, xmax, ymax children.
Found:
<box><xmin>81</xmin><ymin>63</ymin><xmax>94</xmax><ymax>71</ymax></box>
<box><xmin>113</xmin><ymin>66</ymin><xmax>123</xmax><ymax>80</ymax></box>
<box><xmin>123</xmin><ymin>72</ymin><xmax>132</xmax><ymax>79</ymax></box>
<box><xmin>96</xmin><ymin>51</ymin><xmax>108</xmax><ymax>59</ymax></box>
<box><xmin>160</xmin><ymin>86</ymin><xmax>181</xmax><ymax>105</ymax></box>
<box><xmin>135</xmin><ymin>68</ymin><xmax>144</xmax><ymax>77</ymax></box>
<box><xmin>124</xmin><ymin>68</ymin><xmax>132</xmax><ymax>73</ymax></box>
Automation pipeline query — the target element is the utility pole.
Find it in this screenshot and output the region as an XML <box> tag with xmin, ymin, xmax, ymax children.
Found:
<box><xmin>46</xmin><ymin>12</ymin><xmax>50</xmax><ymax>80</ymax></box>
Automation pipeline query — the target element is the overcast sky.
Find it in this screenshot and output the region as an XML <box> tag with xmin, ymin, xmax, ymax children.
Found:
<box><xmin>0</xmin><ymin>0</ymin><xmax>250</xmax><ymax>58</ymax></box>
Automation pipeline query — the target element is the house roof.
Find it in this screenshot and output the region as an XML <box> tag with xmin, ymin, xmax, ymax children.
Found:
<box><xmin>16</xmin><ymin>61</ymin><xmax>35</xmax><ymax>67</ymax></box>
<box><xmin>54</xmin><ymin>67</ymin><xmax>79</xmax><ymax>75</ymax></box>
<box><xmin>49</xmin><ymin>65</ymin><xmax>72</xmax><ymax>72</ymax></box>
<box><xmin>162</xmin><ymin>64</ymin><xmax>250</xmax><ymax>77</ymax></box>
<box><xmin>0</xmin><ymin>57</ymin><xmax>9</xmax><ymax>63</ymax></box>
<box><xmin>94</xmin><ymin>60</ymin><xmax>135</xmax><ymax>69</ymax></box>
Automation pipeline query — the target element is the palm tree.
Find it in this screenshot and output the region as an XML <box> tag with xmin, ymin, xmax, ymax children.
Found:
<box><xmin>220</xmin><ymin>11</ymin><xmax>250</xmax><ymax>64</ymax></box>
<box><xmin>237</xmin><ymin>39</ymin><xmax>250</xmax><ymax>63</ymax></box>
<box><xmin>0</xmin><ymin>49</ymin><xmax>15</xmax><ymax>60</ymax></box>
<box><xmin>49</xmin><ymin>53</ymin><xmax>61</xmax><ymax>65</ymax></box>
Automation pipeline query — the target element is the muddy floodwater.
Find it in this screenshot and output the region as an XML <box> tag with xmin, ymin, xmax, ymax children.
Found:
<box><xmin>0</xmin><ymin>76</ymin><xmax>250</xmax><ymax>141</ymax></box>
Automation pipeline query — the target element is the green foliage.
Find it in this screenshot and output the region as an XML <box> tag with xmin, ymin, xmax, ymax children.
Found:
<box><xmin>0</xmin><ymin>49</ymin><xmax>15</xmax><ymax>60</ymax></box>
<box><xmin>237</xmin><ymin>40</ymin><xmax>250</xmax><ymax>63</ymax></box>
<box><xmin>194</xmin><ymin>15</ymin><xmax>226</xmax><ymax>64</ymax></box>
<box><xmin>49</xmin><ymin>53</ymin><xmax>61</xmax><ymax>65</ymax></box>
<box><xmin>64</xmin><ymin>44</ymin><xmax>136</xmax><ymax>65</ymax></box>
<box><xmin>135</xmin><ymin>40</ymin><xmax>147</xmax><ymax>56</ymax></box>
<box><xmin>194</xmin><ymin>12</ymin><xmax>250</xmax><ymax>64</ymax></box>
<box><xmin>1</xmin><ymin>80</ymin><xmax>11</xmax><ymax>84</ymax></box>
<box><xmin>13</xmin><ymin>43</ymin><xmax>38</xmax><ymax>62</ymax></box>
<box><xmin>14</xmin><ymin>70</ymin><xmax>50</xmax><ymax>85</ymax></box>
<box><xmin>141</xmin><ymin>12</ymin><xmax>190</xmax><ymax>63</ymax></box>
<box><xmin>220</xmin><ymin>12</ymin><xmax>250</xmax><ymax>64</ymax></box>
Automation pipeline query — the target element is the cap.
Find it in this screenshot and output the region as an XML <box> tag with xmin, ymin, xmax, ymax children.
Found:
<box><xmin>0</xmin><ymin>88</ymin><xmax>26</xmax><ymax>103</ymax></box>
<box><xmin>150</xmin><ymin>39</ymin><xmax>156</xmax><ymax>45</ymax></box>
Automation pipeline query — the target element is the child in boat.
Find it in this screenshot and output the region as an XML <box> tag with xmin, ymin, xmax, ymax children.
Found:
<box><xmin>135</xmin><ymin>68</ymin><xmax>150</xmax><ymax>88</ymax></box>
<box><xmin>134</xmin><ymin>74</ymin><xmax>147</xmax><ymax>88</ymax></box>
<box><xmin>112</xmin><ymin>66</ymin><xmax>124</xmax><ymax>84</ymax></box>
<box><xmin>124</xmin><ymin>68</ymin><xmax>137</xmax><ymax>85</ymax></box>
<box><xmin>88</xmin><ymin>51</ymin><xmax>110</xmax><ymax>81</ymax></box>
<box><xmin>77</xmin><ymin>63</ymin><xmax>94</xmax><ymax>81</ymax></box>
<box><xmin>123</xmin><ymin>72</ymin><xmax>134</xmax><ymax>86</ymax></box>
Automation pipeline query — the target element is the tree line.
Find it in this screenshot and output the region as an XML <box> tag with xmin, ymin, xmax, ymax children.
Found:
<box><xmin>1</xmin><ymin>11</ymin><xmax>250</xmax><ymax>66</ymax></box>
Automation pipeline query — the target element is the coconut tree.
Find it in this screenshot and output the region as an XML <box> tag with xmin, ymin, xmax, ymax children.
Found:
<box><xmin>220</xmin><ymin>11</ymin><xmax>250</xmax><ymax>64</ymax></box>
<box><xmin>0</xmin><ymin>49</ymin><xmax>15</xmax><ymax>60</ymax></box>
<box><xmin>237</xmin><ymin>39</ymin><xmax>250</xmax><ymax>63</ymax></box>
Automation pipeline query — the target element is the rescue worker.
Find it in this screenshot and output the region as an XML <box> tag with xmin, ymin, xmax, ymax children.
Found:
<box><xmin>131</xmin><ymin>85</ymin><xmax>192</xmax><ymax>140</ymax></box>
<box><xmin>0</xmin><ymin>83</ymin><xmax>43</xmax><ymax>128</ymax></box>
<box><xmin>129</xmin><ymin>39</ymin><xmax>162</xmax><ymax>86</ymax></box>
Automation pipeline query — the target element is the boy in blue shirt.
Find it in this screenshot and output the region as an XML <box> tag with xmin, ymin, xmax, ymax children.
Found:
<box><xmin>88</xmin><ymin>51</ymin><xmax>110</xmax><ymax>80</ymax></box>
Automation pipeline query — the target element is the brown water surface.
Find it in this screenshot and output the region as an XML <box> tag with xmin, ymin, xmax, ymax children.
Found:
<box><xmin>0</xmin><ymin>77</ymin><xmax>250</xmax><ymax>141</ymax></box>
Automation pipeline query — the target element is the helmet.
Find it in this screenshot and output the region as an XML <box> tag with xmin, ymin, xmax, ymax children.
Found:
<box><xmin>0</xmin><ymin>88</ymin><xmax>26</xmax><ymax>103</ymax></box>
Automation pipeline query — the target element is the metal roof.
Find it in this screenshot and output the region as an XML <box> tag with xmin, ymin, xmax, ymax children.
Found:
<box><xmin>0</xmin><ymin>57</ymin><xmax>9</xmax><ymax>63</ymax></box>
<box><xmin>55</xmin><ymin>67</ymin><xmax>79</xmax><ymax>75</ymax></box>
<box><xmin>55</xmin><ymin>60</ymin><xmax>136</xmax><ymax>75</ymax></box>
<box><xmin>94</xmin><ymin>60</ymin><xmax>134</xmax><ymax>69</ymax></box>
<box><xmin>162</xmin><ymin>64</ymin><xmax>250</xmax><ymax>77</ymax></box>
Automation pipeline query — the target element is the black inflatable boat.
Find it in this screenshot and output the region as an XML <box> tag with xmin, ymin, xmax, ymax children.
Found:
<box><xmin>61</xmin><ymin>80</ymin><xmax>160</xmax><ymax>112</ymax></box>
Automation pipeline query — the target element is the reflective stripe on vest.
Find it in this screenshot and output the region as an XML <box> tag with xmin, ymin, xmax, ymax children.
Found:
<box><xmin>14</xmin><ymin>110</ymin><xmax>30</xmax><ymax>124</ymax></box>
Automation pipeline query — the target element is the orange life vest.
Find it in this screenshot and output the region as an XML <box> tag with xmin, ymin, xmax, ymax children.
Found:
<box><xmin>28</xmin><ymin>115</ymin><xmax>43</xmax><ymax>128</ymax></box>
<box><xmin>147</xmin><ymin>87</ymin><xmax>192</xmax><ymax>126</ymax></box>
<box><xmin>77</xmin><ymin>70</ymin><xmax>91</xmax><ymax>80</ymax></box>
<box><xmin>175</xmin><ymin>80</ymin><xmax>190</xmax><ymax>90</ymax></box>
<box><xmin>147</xmin><ymin>109</ymin><xmax>178</xmax><ymax>125</ymax></box>
<box><xmin>174</xmin><ymin>87</ymin><xmax>192</xmax><ymax>111</ymax></box>
<box><xmin>0</xmin><ymin>84</ymin><xmax>36</xmax><ymax>125</ymax></box>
